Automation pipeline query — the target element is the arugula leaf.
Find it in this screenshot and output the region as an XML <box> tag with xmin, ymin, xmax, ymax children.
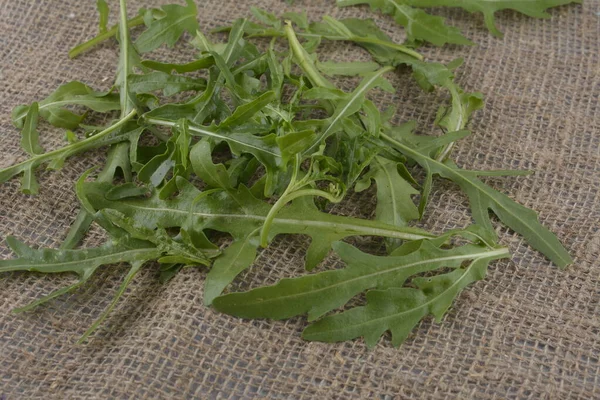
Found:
<box><xmin>11</xmin><ymin>82</ymin><xmax>120</xmax><ymax>129</ymax></box>
<box><xmin>135</xmin><ymin>0</ymin><xmax>199</xmax><ymax>53</ymax></box>
<box><xmin>83</xmin><ymin>178</ymin><xmax>434</xmax><ymax>268</ymax></box>
<box><xmin>380</xmin><ymin>131</ymin><xmax>573</xmax><ymax>268</ymax></box>
<box><xmin>302</xmin><ymin>253</ymin><xmax>507</xmax><ymax>347</ymax></box>
<box><xmin>20</xmin><ymin>102</ymin><xmax>44</xmax><ymax>156</ymax></box>
<box><xmin>69</xmin><ymin>11</ymin><xmax>146</xmax><ymax>59</ymax></box>
<box><xmin>338</xmin><ymin>0</ymin><xmax>474</xmax><ymax>46</ymax></box>
<box><xmin>0</xmin><ymin>113</ymin><xmax>138</xmax><ymax>193</ymax></box>
<box><xmin>213</xmin><ymin>239</ymin><xmax>509</xmax><ymax>322</ymax></box>
<box><xmin>138</xmin><ymin>119</ymin><xmax>192</xmax><ymax>193</ymax></box>
<box><xmin>355</xmin><ymin>156</ymin><xmax>419</xmax><ymax>249</ymax></box>
<box><xmin>117</xmin><ymin>0</ymin><xmax>139</xmax><ymax>117</ymax></box>
<box><xmin>147</xmin><ymin>117</ymin><xmax>282</xmax><ymax>195</ymax></box>
<box><xmin>141</xmin><ymin>57</ymin><xmax>215</xmax><ymax>74</ymax></box>
<box><xmin>0</xmin><ymin>235</ymin><xmax>160</xmax><ymax>341</ymax></box>
<box><xmin>400</xmin><ymin>0</ymin><xmax>581</xmax><ymax>37</ymax></box>
<box><xmin>129</xmin><ymin>72</ymin><xmax>207</xmax><ymax>96</ymax></box>
<box><xmin>204</xmin><ymin>232</ymin><xmax>260</xmax><ymax>305</ymax></box>
<box><xmin>61</xmin><ymin>142</ymin><xmax>133</xmax><ymax>249</ymax></box>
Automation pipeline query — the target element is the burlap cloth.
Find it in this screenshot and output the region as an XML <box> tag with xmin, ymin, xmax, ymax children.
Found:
<box><xmin>1</xmin><ymin>0</ymin><xmax>599</xmax><ymax>398</ymax></box>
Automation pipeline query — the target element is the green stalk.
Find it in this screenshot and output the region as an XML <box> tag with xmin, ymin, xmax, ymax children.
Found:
<box><xmin>284</xmin><ymin>22</ymin><xmax>333</xmax><ymax>89</ymax></box>
<box><xmin>69</xmin><ymin>15</ymin><xmax>145</xmax><ymax>59</ymax></box>
<box><xmin>0</xmin><ymin>110</ymin><xmax>137</xmax><ymax>185</ymax></box>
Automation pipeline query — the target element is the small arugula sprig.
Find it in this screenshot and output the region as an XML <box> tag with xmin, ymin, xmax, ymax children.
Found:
<box><xmin>338</xmin><ymin>0</ymin><xmax>582</xmax><ymax>42</ymax></box>
<box><xmin>0</xmin><ymin>0</ymin><xmax>577</xmax><ymax>347</ymax></box>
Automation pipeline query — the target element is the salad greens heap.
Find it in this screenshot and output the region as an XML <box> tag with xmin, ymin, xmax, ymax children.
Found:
<box><xmin>0</xmin><ymin>0</ymin><xmax>577</xmax><ymax>347</ymax></box>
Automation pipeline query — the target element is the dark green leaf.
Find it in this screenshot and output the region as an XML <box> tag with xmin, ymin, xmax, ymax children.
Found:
<box><xmin>135</xmin><ymin>0</ymin><xmax>199</xmax><ymax>53</ymax></box>
<box><xmin>11</xmin><ymin>82</ymin><xmax>120</xmax><ymax>129</ymax></box>
<box><xmin>400</xmin><ymin>0</ymin><xmax>581</xmax><ymax>37</ymax></box>
<box><xmin>213</xmin><ymin>239</ymin><xmax>509</xmax><ymax>322</ymax></box>
<box><xmin>381</xmin><ymin>132</ymin><xmax>573</xmax><ymax>268</ymax></box>
<box><xmin>303</xmin><ymin>254</ymin><xmax>505</xmax><ymax>347</ymax></box>
<box><xmin>338</xmin><ymin>0</ymin><xmax>473</xmax><ymax>46</ymax></box>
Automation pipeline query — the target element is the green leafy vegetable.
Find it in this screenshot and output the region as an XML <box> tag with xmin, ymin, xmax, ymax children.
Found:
<box><xmin>213</xmin><ymin>236</ymin><xmax>509</xmax><ymax>323</ymax></box>
<box><xmin>338</xmin><ymin>0</ymin><xmax>473</xmax><ymax>46</ymax></box>
<box><xmin>379</xmin><ymin>130</ymin><xmax>573</xmax><ymax>268</ymax></box>
<box><xmin>0</xmin><ymin>0</ymin><xmax>577</xmax><ymax>346</ymax></box>
<box><xmin>97</xmin><ymin>0</ymin><xmax>109</xmax><ymax>34</ymax></box>
<box><xmin>11</xmin><ymin>81</ymin><xmax>120</xmax><ymax>129</ymax></box>
<box><xmin>135</xmin><ymin>0</ymin><xmax>199</xmax><ymax>53</ymax></box>
<box><xmin>303</xmin><ymin>254</ymin><xmax>507</xmax><ymax>347</ymax></box>
<box><xmin>400</xmin><ymin>0</ymin><xmax>581</xmax><ymax>37</ymax></box>
<box><xmin>339</xmin><ymin>0</ymin><xmax>581</xmax><ymax>39</ymax></box>
<box><xmin>19</xmin><ymin>102</ymin><xmax>44</xmax><ymax>156</ymax></box>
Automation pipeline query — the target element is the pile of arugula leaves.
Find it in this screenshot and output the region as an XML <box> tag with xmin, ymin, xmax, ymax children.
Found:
<box><xmin>0</xmin><ymin>0</ymin><xmax>577</xmax><ymax>347</ymax></box>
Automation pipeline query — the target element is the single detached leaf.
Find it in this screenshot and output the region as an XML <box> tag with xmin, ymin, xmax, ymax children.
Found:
<box><xmin>135</xmin><ymin>0</ymin><xmax>199</xmax><ymax>53</ymax></box>
<box><xmin>338</xmin><ymin>0</ymin><xmax>473</xmax><ymax>46</ymax></box>
<box><xmin>302</xmin><ymin>254</ymin><xmax>505</xmax><ymax>347</ymax></box>
<box><xmin>212</xmin><ymin>240</ymin><xmax>508</xmax><ymax>322</ymax></box>
<box><xmin>11</xmin><ymin>82</ymin><xmax>120</xmax><ymax>129</ymax></box>
<box><xmin>117</xmin><ymin>0</ymin><xmax>140</xmax><ymax>116</ymax></box>
<box><xmin>0</xmin><ymin>116</ymin><xmax>139</xmax><ymax>193</ymax></box>
<box><xmin>0</xmin><ymin>235</ymin><xmax>160</xmax><ymax>314</ymax></box>
<box><xmin>382</xmin><ymin>132</ymin><xmax>573</xmax><ymax>268</ymax></box>
<box><xmin>204</xmin><ymin>233</ymin><xmax>259</xmax><ymax>305</ymax></box>
<box><xmin>400</xmin><ymin>0</ymin><xmax>581</xmax><ymax>37</ymax></box>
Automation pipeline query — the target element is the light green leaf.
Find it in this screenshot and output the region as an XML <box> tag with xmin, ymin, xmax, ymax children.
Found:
<box><xmin>401</xmin><ymin>0</ymin><xmax>581</xmax><ymax>37</ymax></box>
<box><xmin>316</xmin><ymin>60</ymin><xmax>381</xmax><ymax>76</ymax></box>
<box><xmin>83</xmin><ymin>178</ymin><xmax>434</xmax><ymax>273</ymax></box>
<box><xmin>204</xmin><ymin>233</ymin><xmax>260</xmax><ymax>305</ymax></box>
<box><xmin>0</xmin><ymin>113</ymin><xmax>139</xmax><ymax>193</ymax></box>
<box><xmin>381</xmin><ymin>132</ymin><xmax>573</xmax><ymax>268</ymax></box>
<box><xmin>356</xmin><ymin>156</ymin><xmax>419</xmax><ymax>245</ymax></box>
<box><xmin>117</xmin><ymin>0</ymin><xmax>139</xmax><ymax>116</ymax></box>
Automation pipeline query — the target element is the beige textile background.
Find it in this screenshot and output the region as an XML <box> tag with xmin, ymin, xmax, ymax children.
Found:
<box><xmin>1</xmin><ymin>0</ymin><xmax>599</xmax><ymax>398</ymax></box>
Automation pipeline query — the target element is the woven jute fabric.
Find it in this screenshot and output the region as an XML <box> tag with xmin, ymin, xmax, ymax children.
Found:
<box><xmin>1</xmin><ymin>0</ymin><xmax>598</xmax><ymax>398</ymax></box>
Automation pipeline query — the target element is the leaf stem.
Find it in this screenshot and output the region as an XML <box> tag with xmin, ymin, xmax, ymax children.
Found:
<box><xmin>284</xmin><ymin>22</ymin><xmax>333</xmax><ymax>89</ymax></box>
<box><xmin>69</xmin><ymin>15</ymin><xmax>145</xmax><ymax>59</ymax></box>
<box><xmin>0</xmin><ymin>109</ymin><xmax>137</xmax><ymax>185</ymax></box>
<box><xmin>435</xmin><ymin>83</ymin><xmax>464</xmax><ymax>162</ymax></box>
<box><xmin>259</xmin><ymin>154</ymin><xmax>301</xmax><ymax>247</ymax></box>
<box><xmin>246</xmin><ymin>30</ymin><xmax>423</xmax><ymax>61</ymax></box>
